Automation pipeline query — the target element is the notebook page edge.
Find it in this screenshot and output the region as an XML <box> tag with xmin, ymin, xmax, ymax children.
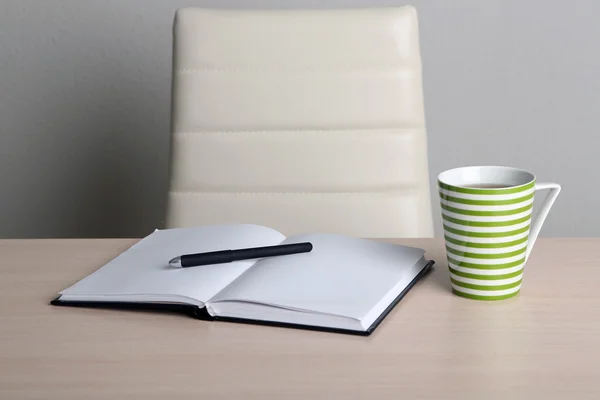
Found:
<box><xmin>359</xmin><ymin>256</ymin><xmax>429</xmax><ymax>329</ymax></box>
<box><xmin>57</xmin><ymin>293</ymin><xmax>205</xmax><ymax>307</ymax></box>
<box><xmin>208</xmin><ymin>301</ymin><xmax>363</xmax><ymax>331</ymax></box>
<box><xmin>206</xmin><ymin>298</ymin><xmax>359</xmax><ymax>320</ymax></box>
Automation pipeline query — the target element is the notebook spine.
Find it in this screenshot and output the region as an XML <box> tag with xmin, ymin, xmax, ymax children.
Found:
<box><xmin>192</xmin><ymin>306</ymin><xmax>213</xmax><ymax>320</ymax></box>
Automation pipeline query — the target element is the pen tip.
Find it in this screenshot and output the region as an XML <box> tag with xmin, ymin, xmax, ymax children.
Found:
<box><xmin>169</xmin><ymin>256</ymin><xmax>181</xmax><ymax>267</ymax></box>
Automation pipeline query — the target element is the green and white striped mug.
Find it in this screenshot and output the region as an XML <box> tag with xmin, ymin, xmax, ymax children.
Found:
<box><xmin>438</xmin><ymin>166</ymin><xmax>561</xmax><ymax>300</ymax></box>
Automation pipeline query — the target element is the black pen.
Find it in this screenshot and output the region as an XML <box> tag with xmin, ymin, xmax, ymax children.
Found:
<box><xmin>168</xmin><ymin>242</ymin><xmax>313</xmax><ymax>268</ymax></box>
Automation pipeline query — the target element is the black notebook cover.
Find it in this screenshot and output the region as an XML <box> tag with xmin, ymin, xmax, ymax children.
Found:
<box><xmin>51</xmin><ymin>260</ymin><xmax>434</xmax><ymax>336</ymax></box>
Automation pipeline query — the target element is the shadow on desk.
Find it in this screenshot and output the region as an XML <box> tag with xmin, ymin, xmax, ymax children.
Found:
<box><xmin>426</xmin><ymin>264</ymin><xmax>452</xmax><ymax>293</ymax></box>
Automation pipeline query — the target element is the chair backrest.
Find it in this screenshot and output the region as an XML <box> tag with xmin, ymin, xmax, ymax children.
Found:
<box><xmin>166</xmin><ymin>6</ymin><xmax>433</xmax><ymax>238</ymax></box>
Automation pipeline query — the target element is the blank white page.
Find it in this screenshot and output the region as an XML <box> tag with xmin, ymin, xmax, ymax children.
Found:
<box><xmin>59</xmin><ymin>224</ymin><xmax>286</xmax><ymax>304</ymax></box>
<box><xmin>209</xmin><ymin>233</ymin><xmax>424</xmax><ymax>319</ymax></box>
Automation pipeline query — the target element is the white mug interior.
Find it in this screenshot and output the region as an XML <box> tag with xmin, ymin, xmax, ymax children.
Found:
<box><xmin>438</xmin><ymin>166</ymin><xmax>535</xmax><ymax>189</ymax></box>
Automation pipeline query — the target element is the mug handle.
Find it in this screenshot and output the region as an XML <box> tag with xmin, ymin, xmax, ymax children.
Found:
<box><xmin>526</xmin><ymin>182</ymin><xmax>561</xmax><ymax>260</ymax></box>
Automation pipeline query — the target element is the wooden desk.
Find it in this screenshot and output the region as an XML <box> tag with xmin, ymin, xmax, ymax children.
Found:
<box><xmin>0</xmin><ymin>238</ymin><xmax>598</xmax><ymax>399</ymax></box>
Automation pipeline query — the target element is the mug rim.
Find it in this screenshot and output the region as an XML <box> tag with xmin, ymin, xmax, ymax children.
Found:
<box><xmin>438</xmin><ymin>165</ymin><xmax>536</xmax><ymax>191</ymax></box>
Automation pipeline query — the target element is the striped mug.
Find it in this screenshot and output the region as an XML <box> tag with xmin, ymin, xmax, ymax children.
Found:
<box><xmin>438</xmin><ymin>166</ymin><xmax>561</xmax><ymax>300</ymax></box>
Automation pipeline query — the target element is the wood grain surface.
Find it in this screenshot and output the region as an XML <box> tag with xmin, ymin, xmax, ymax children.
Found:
<box><xmin>0</xmin><ymin>238</ymin><xmax>599</xmax><ymax>399</ymax></box>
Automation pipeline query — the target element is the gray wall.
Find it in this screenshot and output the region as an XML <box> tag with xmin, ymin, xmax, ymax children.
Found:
<box><xmin>1</xmin><ymin>0</ymin><xmax>596</xmax><ymax>238</ymax></box>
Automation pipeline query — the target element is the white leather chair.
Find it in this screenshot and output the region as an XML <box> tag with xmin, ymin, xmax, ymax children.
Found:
<box><xmin>166</xmin><ymin>6</ymin><xmax>433</xmax><ymax>238</ymax></box>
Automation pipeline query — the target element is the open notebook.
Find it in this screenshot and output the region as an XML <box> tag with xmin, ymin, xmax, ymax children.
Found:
<box><xmin>52</xmin><ymin>224</ymin><xmax>433</xmax><ymax>335</ymax></box>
